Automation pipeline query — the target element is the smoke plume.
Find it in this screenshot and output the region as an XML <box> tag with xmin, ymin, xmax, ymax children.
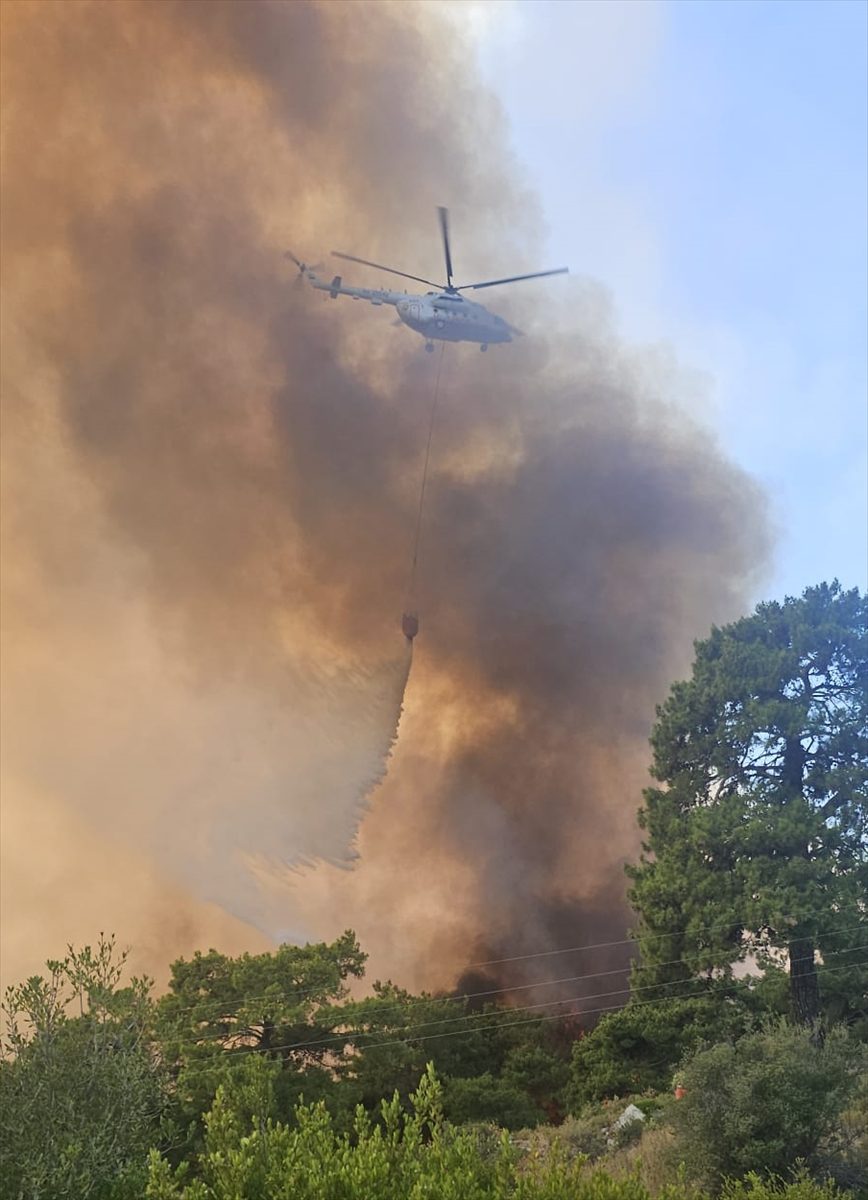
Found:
<box><xmin>1</xmin><ymin>1</ymin><xmax>768</xmax><ymax>996</ymax></box>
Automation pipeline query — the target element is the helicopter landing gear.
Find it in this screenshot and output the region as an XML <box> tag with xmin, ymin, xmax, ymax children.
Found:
<box><xmin>424</xmin><ymin>341</ymin><xmax>435</xmax><ymax>353</ymax></box>
<box><xmin>480</xmin><ymin>344</ymin><xmax>488</xmax><ymax>352</ymax></box>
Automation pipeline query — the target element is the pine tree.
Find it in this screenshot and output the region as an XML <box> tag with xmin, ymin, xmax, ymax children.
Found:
<box><xmin>627</xmin><ymin>582</ymin><xmax>868</xmax><ymax>1030</ymax></box>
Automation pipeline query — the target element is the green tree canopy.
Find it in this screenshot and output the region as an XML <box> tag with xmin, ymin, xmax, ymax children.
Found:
<box><xmin>158</xmin><ymin>930</ymin><xmax>366</xmax><ymax>1062</ymax></box>
<box><xmin>627</xmin><ymin>582</ymin><xmax>868</xmax><ymax>1028</ymax></box>
<box><xmin>155</xmin><ymin>930</ymin><xmax>366</xmax><ymax>1135</ymax></box>
<box><xmin>154</xmin><ymin>938</ymin><xmax>571</xmax><ymax>1138</ymax></box>
<box><xmin>568</xmin><ymin>993</ymin><xmax>756</xmax><ymax>1107</ymax></box>
<box><xmin>324</xmin><ymin>981</ymin><xmax>570</xmax><ymax>1125</ymax></box>
<box><xmin>669</xmin><ymin>1022</ymin><xmax>867</xmax><ymax>1189</ymax></box>
<box><xmin>0</xmin><ymin>935</ymin><xmax>165</xmax><ymax>1199</ymax></box>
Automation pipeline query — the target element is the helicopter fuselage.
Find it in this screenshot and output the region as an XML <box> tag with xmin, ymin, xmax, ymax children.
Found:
<box><xmin>288</xmin><ymin>205</ymin><xmax>566</xmax><ymax>351</ymax></box>
<box><xmin>303</xmin><ymin>269</ymin><xmax>512</xmax><ymax>348</ymax></box>
<box><xmin>396</xmin><ymin>292</ymin><xmax>511</xmax><ymax>346</ymax></box>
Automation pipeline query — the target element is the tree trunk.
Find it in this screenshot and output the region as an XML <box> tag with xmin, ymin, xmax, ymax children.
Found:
<box><xmin>260</xmin><ymin>1017</ymin><xmax>275</xmax><ymax>1054</ymax></box>
<box><xmin>782</xmin><ymin>733</ymin><xmax>822</xmax><ymax>1035</ymax></box>
<box><xmin>789</xmin><ymin>937</ymin><xmax>821</xmax><ymax>1031</ymax></box>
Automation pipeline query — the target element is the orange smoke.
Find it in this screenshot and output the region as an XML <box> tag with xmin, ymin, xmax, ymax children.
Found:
<box><xmin>0</xmin><ymin>1</ymin><xmax>768</xmax><ymax>995</ymax></box>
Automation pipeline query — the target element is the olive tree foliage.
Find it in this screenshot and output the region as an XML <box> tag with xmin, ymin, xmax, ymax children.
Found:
<box><xmin>627</xmin><ymin>583</ymin><xmax>868</xmax><ymax>1028</ymax></box>
<box><xmin>0</xmin><ymin>935</ymin><xmax>166</xmax><ymax>1200</ymax></box>
<box><xmin>668</xmin><ymin>1022</ymin><xmax>868</xmax><ymax>1190</ymax></box>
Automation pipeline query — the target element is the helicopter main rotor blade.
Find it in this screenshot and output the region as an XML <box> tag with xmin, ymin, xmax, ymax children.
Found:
<box><xmin>438</xmin><ymin>206</ymin><xmax>454</xmax><ymax>289</ymax></box>
<box><xmin>284</xmin><ymin>250</ymin><xmax>305</xmax><ymax>269</ymax></box>
<box><xmin>458</xmin><ymin>266</ymin><xmax>569</xmax><ymax>292</ymax></box>
<box><xmin>330</xmin><ymin>251</ymin><xmax>441</xmax><ymax>289</ymax></box>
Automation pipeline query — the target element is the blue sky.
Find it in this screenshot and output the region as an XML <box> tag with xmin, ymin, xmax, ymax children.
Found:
<box><xmin>468</xmin><ymin>0</ymin><xmax>867</xmax><ymax>602</ymax></box>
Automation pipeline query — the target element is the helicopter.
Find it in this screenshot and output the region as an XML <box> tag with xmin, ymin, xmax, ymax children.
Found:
<box><xmin>286</xmin><ymin>207</ymin><xmax>568</xmax><ymax>352</ymax></box>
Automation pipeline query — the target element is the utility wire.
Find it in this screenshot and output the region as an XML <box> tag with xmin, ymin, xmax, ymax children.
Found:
<box><xmin>156</xmin><ymin>914</ymin><xmax>868</xmax><ymax>1028</ymax></box>
<box><xmin>170</xmin><ymin>952</ymin><xmax>868</xmax><ymax>1064</ymax></box>
<box><xmin>171</xmin><ymin>955</ymin><xmax>868</xmax><ymax>1084</ymax></box>
<box><xmin>180</xmin><ymin>946</ymin><xmax>868</xmax><ymax>1060</ymax></box>
<box><xmin>160</xmin><ymin>939</ymin><xmax>868</xmax><ymax>1052</ymax></box>
<box><xmin>466</xmin><ymin>916</ymin><xmax>868</xmax><ymax>968</ymax></box>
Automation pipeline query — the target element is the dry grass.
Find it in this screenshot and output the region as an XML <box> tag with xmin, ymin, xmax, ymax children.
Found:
<box><xmin>593</xmin><ymin>1126</ymin><xmax>682</xmax><ymax>1195</ymax></box>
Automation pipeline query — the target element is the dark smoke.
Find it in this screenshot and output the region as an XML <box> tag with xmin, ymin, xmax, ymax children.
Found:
<box><xmin>0</xmin><ymin>0</ymin><xmax>768</xmax><ymax>995</ymax></box>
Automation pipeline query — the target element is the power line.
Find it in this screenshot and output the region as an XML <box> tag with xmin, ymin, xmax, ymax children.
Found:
<box><xmin>171</xmin><ymin>955</ymin><xmax>868</xmax><ymax>1085</ymax></box>
<box><xmin>170</xmin><ymin>952</ymin><xmax>868</xmax><ymax>1069</ymax></box>
<box><xmin>156</xmin><ymin>912</ymin><xmax>868</xmax><ymax>1028</ymax></box>
<box><xmin>175</xmin><ymin>977</ymin><xmax>715</xmax><ymax>1080</ymax></box>
<box><xmin>466</xmin><ymin>913</ymin><xmax>868</xmax><ymax>968</ymax></box>
<box><xmin>210</xmin><ymin>948</ymin><xmax>868</xmax><ymax>1055</ymax></box>
<box><xmin>161</xmin><ymin>961</ymin><xmax>642</xmax><ymax>1050</ymax></box>
<box><xmin>160</xmin><ymin>937</ymin><xmax>868</xmax><ymax>1052</ymax></box>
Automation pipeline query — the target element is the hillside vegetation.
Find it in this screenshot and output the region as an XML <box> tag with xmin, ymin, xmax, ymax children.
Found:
<box><xmin>2</xmin><ymin>583</ymin><xmax>865</xmax><ymax>1198</ymax></box>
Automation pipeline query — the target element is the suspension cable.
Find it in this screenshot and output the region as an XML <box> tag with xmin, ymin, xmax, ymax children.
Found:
<box><xmin>406</xmin><ymin>342</ymin><xmax>447</xmax><ymax>612</ymax></box>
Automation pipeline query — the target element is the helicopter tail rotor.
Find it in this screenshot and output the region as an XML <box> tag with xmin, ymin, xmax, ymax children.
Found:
<box><xmin>285</xmin><ymin>250</ymin><xmax>307</xmax><ymax>290</ymax></box>
<box><xmin>285</xmin><ymin>250</ymin><xmax>323</xmax><ymax>288</ymax></box>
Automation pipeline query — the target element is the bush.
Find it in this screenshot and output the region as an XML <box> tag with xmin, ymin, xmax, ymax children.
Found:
<box><xmin>595</xmin><ymin>1124</ymin><xmax>678</xmax><ymax>1194</ymax></box>
<box><xmin>668</xmin><ymin>1022</ymin><xmax>867</xmax><ymax>1190</ymax></box>
<box><xmin>443</xmin><ymin>1073</ymin><xmax>542</xmax><ymax>1130</ymax></box>
<box><xmin>556</xmin><ymin>1109</ymin><xmax>613</xmax><ymax>1160</ymax></box>
<box><xmin>821</xmin><ymin>1085</ymin><xmax>868</xmax><ymax>1193</ymax></box>
<box><xmin>0</xmin><ymin>939</ymin><xmax>166</xmax><ymax>1200</ymax></box>
<box><xmin>146</xmin><ymin>1063</ymin><xmax>679</xmax><ymax>1200</ymax></box>
<box><xmin>569</xmin><ymin>996</ymin><xmax>749</xmax><ymax>1108</ymax></box>
<box><xmin>720</xmin><ymin>1173</ymin><xmax>846</xmax><ymax>1200</ymax></box>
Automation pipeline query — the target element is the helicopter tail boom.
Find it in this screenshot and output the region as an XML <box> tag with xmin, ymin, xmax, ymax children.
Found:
<box><xmin>304</xmin><ymin>268</ymin><xmax>404</xmax><ymax>308</ymax></box>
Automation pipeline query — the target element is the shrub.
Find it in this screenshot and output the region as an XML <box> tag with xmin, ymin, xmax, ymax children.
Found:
<box><xmin>569</xmin><ymin>996</ymin><xmax>749</xmax><ymax>1108</ymax></box>
<box><xmin>556</xmin><ymin>1109</ymin><xmax>612</xmax><ymax>1160</ymax></box>
<box><xmin>146</xmin><ymin>1063</ymin><xmax>670</xmax><ymax>1199</ymax></box>
<box><xmin>0</xmin><ymin>939</ymin><xmax>166</xmax><ymax>1200</ymax></box>
<box><xmin>443</xmin><ymin>1072</ymin><xmax>542</xmax><ymax>1130</ymax></box>
<box><xmin>720</xmin><ymin>1173</ymin><xmax>846</xmax><ymax>1200</ymax></box>
<box><xmin>668</xmin><ymin>1022</ymin><xmax>867</xmax><ymax>1190</ymax></box>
